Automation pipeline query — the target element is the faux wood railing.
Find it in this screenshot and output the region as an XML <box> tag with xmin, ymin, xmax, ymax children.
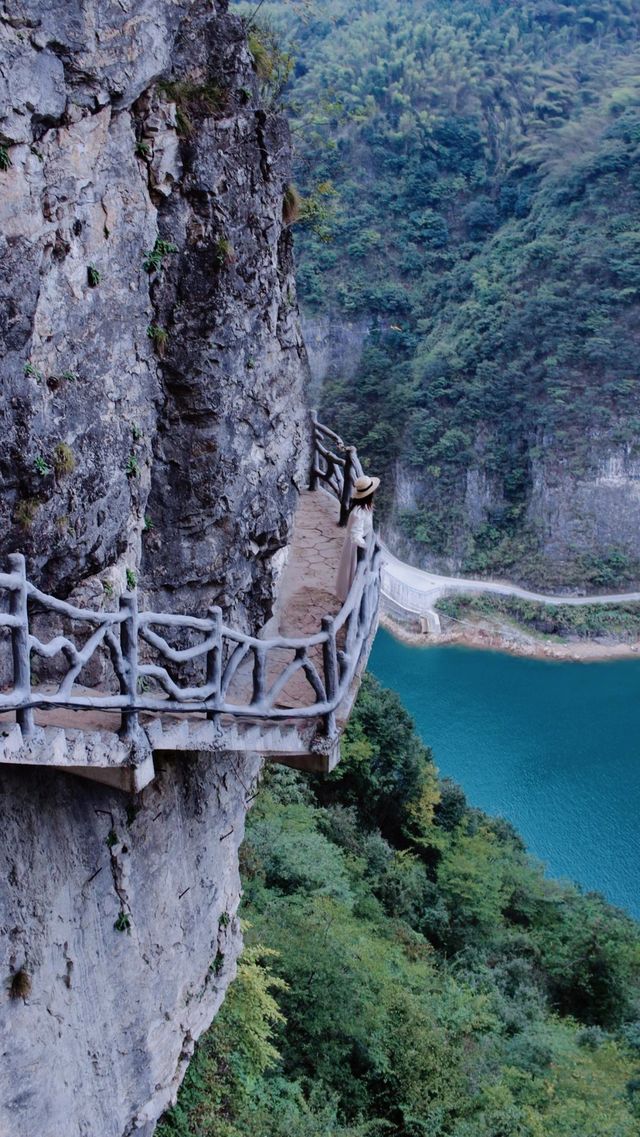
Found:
<box><xmin>309</xmin><ymin>414</ymin><xmax>364</xmax><ymax>526</ymax></box>
<box><xmin>0</xmin><ymin>422</ymin><xmax>381</xmax><ymax>748</ymax></box>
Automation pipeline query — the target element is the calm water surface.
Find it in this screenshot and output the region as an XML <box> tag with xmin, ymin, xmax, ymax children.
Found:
<box><xmin>368</xmin><ymin>629</ymin><xmax>640</xmax><ymax>919</ymax></box>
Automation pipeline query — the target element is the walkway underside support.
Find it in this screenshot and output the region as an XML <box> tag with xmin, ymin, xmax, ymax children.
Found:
<box><xmin>0</xmin><ymin>421</ymin><xmax>382</xmax><ymax>789</ymax></box>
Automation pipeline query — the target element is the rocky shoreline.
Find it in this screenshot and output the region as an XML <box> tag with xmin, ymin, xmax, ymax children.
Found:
<box><xmin>379</xmin><ymin>610</ymin><xmax>640</xmax><ymax>663</ymax></box>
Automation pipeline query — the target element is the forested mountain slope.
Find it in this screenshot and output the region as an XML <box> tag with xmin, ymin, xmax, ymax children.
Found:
<box><xmin>158</xmin><ymin>675</ymin><xmax>640</xmax><ymax>1137</ymax></box>
<box><xmin>249</xmin><ymin>0</ymin><xmax>640</xmax><ymax>588</ymax></box>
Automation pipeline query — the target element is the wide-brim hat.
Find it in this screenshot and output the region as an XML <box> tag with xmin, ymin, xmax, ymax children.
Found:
<box><xmin>352</xmin><ymin>474</ymin><xmax>380</xmax><ymax>500</ymax></box>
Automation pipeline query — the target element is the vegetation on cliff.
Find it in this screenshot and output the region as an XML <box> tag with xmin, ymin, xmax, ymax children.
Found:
<box><xmin>158</xmin><ymin>674</ymin><xmax>640</xmax><ymax>1136</ymax></box>
<box><xmin>236</xmin><ymin>0</ymin><xmax>640</xmax><ymax>586</ymax></box>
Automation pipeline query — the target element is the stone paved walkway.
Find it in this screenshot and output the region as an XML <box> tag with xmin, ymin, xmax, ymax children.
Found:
<box><xmin>251</xmin><ymin>488</ymin><xmax>344</xmax><ymax>710</ymax></box>
<box><xmin>271</xmin><ymin>488</ymin><xmax>342</xmax><ymax>638</ymax></box>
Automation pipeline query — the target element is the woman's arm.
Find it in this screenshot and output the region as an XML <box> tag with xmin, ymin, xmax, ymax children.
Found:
<box><xmin>351</xmin><ymin>508</ymin><xmax>367</xmax><ymax>548</ymax></box>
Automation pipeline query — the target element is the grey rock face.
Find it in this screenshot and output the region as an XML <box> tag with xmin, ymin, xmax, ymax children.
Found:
<box><xmin>301</xmin><ymin>311</ymin><xmax>370</xmax><ymax>408</ymax></box>
<box><xmin>0</xmin><ymin>0</ymin><xmax>190</xmax><ymax>126</ymax></box>
<box><xmin>0</xmin><ymin>0</ymin><xmax>309</xmax><ymax>619</ymax></box>
<box><xmin>0</xmin><ymin>3</ymin><xmax>310</xmax><ymax>1135</ymax></box>
<box><xmin>528</xmin><ymin>449</ymin><xmax>640</xmax><ymax>565</ymax></box>
<box><xmin>0</xmin><ymin>751</ymin><xmax>261</xmax><ymax>1137</ymax></box>
<box><xmin>139</xmin><ymin>8</ymin><xmax>309</xmax><ymax>626</ymax></box>
<box><xmin>0</xmin><ymin>101</ymin><xmax>159</xmax><ymax>593</ymax></box>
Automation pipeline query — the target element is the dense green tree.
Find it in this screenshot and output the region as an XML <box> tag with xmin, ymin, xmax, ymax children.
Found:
<box><xmin>235</xmin><ymin>0</ymin><xmax>640</xmax><ymax>586</ymax></box>
<box><xmin>316</xmin><ymin>674</ymin><xmax>436</xmax><ymax>842</ymax></box>
<box><xmin>160</xmin><ymin>675</ymin><xmax>640</xmax><ymax>1137</ymax></box>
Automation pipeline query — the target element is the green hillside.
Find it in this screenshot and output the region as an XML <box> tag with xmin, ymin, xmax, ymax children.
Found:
<box><xmin>158</xmin><ymin>675</ymin><xmax>640</xmax><ymax>1136</ymax></box>
<box><xmin>240</xmin><ymin>0</ymin><xmax>640</xmax><ymax>587</ymax></box>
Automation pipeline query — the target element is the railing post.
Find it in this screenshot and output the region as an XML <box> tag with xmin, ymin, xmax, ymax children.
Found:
<box><xmin>359</xmin><ymin>546</ymin><xmax>370</xmax><ymax>625</ymax></box>
<box><xmin>206</xmin><ymin>606</ymin><xmax>222</xmax><ymax>724</ymax></box>
<box><xmin>339</xmin><ymin>446</ymin><xmax>355</xmax><ymax>527</ymax></box>
<box><xmin>321</xmin><ymin>615</ymin><xmax>338</xmax><ymax>738</ymax></box>
<box><xmin>119</xmin><ymin>592</ymin><xmax>139</xmax><ymax>740</ymax></box>
<box><xmin>252</xmin><ymin>645</ymin><xmax>267</xmax><ymax>706</ymax></box>
<box><xmin>8</xmin><ymin>553</ymin><xmax>34</xmax><ymax>737</ymax></box>
<box><xmin>345</xmin><ymin>545</ymin><xmax>366</xmax><ymax>655</ymax></box>
<box><xmin>309</xmin><ymin>411</ymin><xmax>319</xmax><ymax>491</ymax></box>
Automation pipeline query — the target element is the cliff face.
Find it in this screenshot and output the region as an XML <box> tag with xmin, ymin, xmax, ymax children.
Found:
<box><xmin>385</xmin><ymin>443</ymin><xmax>640</xmax><ymax>588</ymax></box>
<box><xmin>527</xmin><ymin>451</ymin><xmax>640</xmax><ymax>570</ymax></box>
<box><xmin>0</xmin><ymin>3</ymin><xmax>309</xmax><ymax>1134</ymax></box>
<box><xmin>0</xmin><ymin>753</ymin><xmax>260</xmax><ymax>1137</ymax></box>
<box><xmin>0</xmin><ymin>0</ymin><xmax>308</xmax><ymax>622</ymax></box>
<box><xmin>312</xmin><ymin>320</ymin><xmax>640</xmax><ymax>589</ymax></box>
<box><xmin>301</xmin><ymin>312</ymin><xmax>370</xmax><ymax>409</ymax></box>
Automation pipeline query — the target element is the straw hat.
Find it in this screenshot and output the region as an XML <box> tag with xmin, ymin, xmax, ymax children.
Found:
<box><xmin>352</xmin><ymin>474</ymin><xmax>380</xmax><ymax>500</ymax></box>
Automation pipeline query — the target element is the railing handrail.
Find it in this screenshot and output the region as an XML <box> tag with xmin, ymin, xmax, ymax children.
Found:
<box><xmin>309</xmin><ymin>411</ymin><xmax>364</xmax><ymax>526</ymax></box>
<box><xmin>313</xmin><ymin>420</ymin><xmax>345</xmax><ymax>447</ymax></box>
<box><xmin>0</xmin><ymin>420</ymin><xmax>381</xmax><ymax>746</ymax></box>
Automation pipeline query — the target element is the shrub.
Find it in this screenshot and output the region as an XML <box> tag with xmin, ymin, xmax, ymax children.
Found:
<box><xmin>245</xmin><ymin>25</ymin><xmax>293</xmax><ymax>101</ymax></box>
<box><xmin>283</xmin><ymin>183</ymin><xmax>302</xmax><ymax>225</ymax></box>
<box><xmin>34</xmin><ymin>456</ymin><xmax>51</xmax><ymax>477</ymax></box>
<box><xmin>213</xmin><ymin>236</ymin><xmax>235</xmax><ymax>269</ymax></box>
<box><xmin>14</xmin><ymin>498</ymin><xmax>39</xmax><ymax>530</ymax></box>
<box><xmin>9</xmin><ymin>969</ymin><xmax>31</xmax><ymax>999</ymax></box>
<box><xmin>143</xmin><ymin>238</ymin><xmax>178</xmax><ymax>274</ymax></box>
<box><xmin>146</xmin><ymin>323</ymin><xmax>168</xmax><ymax>355</ymax></box>
<box><xmin>434</xmin><ymin>777</ymin><xmax>468</xmax><ymax>831</ymax></box>
<box><xmin>248</xmin><ymin>30</ymin><xmax>275</xmax><ymax>80</ymax></box>
<box><xmin>23</xmin><ymin>362</ymin><xmax>43</xmax><ymax>383</ymax></box>
<box><xmin>53</xmin><ymin>442</ymin><xmax>75</xmax><ymax>476</ymax></box>
<box><xmin>320</xmin><ymin>673</ymin><xmax>435</xmax><ymax>843</ymax></box>
<box><xmin>158</xmin><ymin>79</ymin><xmax>225</xmax><ymax>137</ymax></box>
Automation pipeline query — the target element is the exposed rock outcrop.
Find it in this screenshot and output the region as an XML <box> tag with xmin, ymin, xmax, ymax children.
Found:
<box><xmin>384</xmin><ymin>444</ymin><xmax>640</xmax><ymax>589</ymax></box>
<box><xmin>0</xmin><ymin>753</ymin><xmax>260</xmax><ymax>1137</ymax></box>
<box><xmin>0</xmin><ymin>2</ymin><xmax>310</xmax><ymax>1134</ymax></box>
<box><xmin>0</xmin><ymin>0</ymin><xmax>309</xmax><ymax>624</ymax></box>
<box><xmin>301</xmin><ymin>311</ymin><xmax>370</xmax><ymax>407</ymax></box>
<box><xmin>527</xmin><ymin>449</ymin><xmax>640</xmax><ymax>568</ymax></box>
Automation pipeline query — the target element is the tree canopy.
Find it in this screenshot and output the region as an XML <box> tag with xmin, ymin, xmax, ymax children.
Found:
<box><xmin>238</xmin><ymin>0</ymin><xmax>640</xmax><ymax>586</ymax></box>
<box><xmin>158</xmin><ymin>673</ymin><xmax>640</xmax><ymax>1137</ymax></box>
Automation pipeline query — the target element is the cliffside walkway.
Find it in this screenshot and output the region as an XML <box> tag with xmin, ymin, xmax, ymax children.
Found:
<box><xmin>0</xmin><ymin>421</ymin><xmax>381</xmax><ymax>792</ymax></box>
<box><xmin>381</xmin><ymin>546</ymin><xmax>640</xmax><ymax>635</ymax></box>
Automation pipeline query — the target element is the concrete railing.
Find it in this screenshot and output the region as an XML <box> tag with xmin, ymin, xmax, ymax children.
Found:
<box><xmin>0</xmin><ymin>422</ymin><xmax>381</xmax><ymax>747</ymax></box>
<box><xmin>379</xmin><ymin>566</ymin><xmax>442</xmax><ymax>635</ymax></box>
<box><xmin>380</xmin><ymin>568</ymin><xmax>437</xmax><ymax>616</ymax></box>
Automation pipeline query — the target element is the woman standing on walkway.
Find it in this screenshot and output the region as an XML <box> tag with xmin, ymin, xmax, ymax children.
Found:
<box><xmin>336</xmin><ymin>474</ymin><xmax>380</xmax><ymax>602</ymax></box>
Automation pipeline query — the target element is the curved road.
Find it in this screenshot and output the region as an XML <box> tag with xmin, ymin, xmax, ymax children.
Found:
<box><xmin>381</xmin><ymin>544</ymin><xmax>640</xmax><ymax>610</ymax></box>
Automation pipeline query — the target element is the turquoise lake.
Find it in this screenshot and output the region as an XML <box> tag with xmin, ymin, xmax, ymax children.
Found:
<box><xmin>368</xmin><ymin>629</ymin><xmax>640</xmax><ymax>919</ymax></box>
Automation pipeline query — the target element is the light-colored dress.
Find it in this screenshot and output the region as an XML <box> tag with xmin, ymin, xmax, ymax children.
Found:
<box><xmin>335</xmin><ymin>506</ymin><xmax>373</xmax><ymax>602</ymax></box>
